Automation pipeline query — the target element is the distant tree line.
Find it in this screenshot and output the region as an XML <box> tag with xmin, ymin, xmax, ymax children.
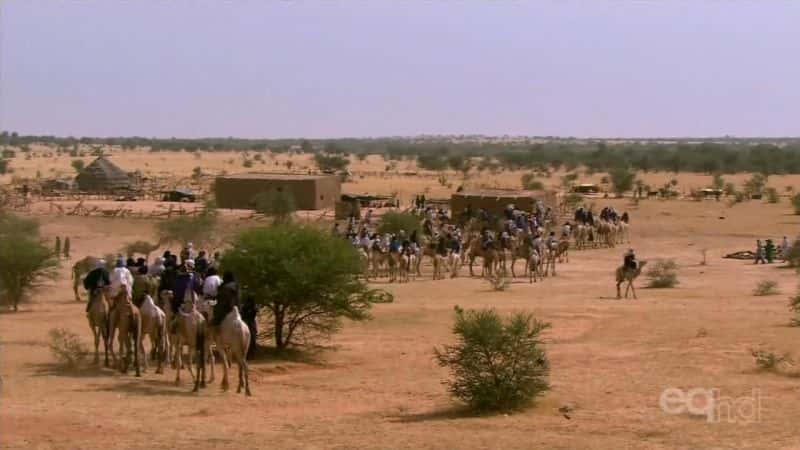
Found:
<box><xmin>3</xmin><ymin>130</ymin><xmax>800</xmax><ymax>174</ymax></box>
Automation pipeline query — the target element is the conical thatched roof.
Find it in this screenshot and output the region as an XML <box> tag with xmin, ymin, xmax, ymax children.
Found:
<box><xmin>75</xmin><ymin>156</ymin><xmax>132</xmax><ymax>192</ymax></box>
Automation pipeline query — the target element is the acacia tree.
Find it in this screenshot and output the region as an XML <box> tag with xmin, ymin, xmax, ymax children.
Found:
<box><xmin>221</xmin><ymin>225</ymin><xmax>388</xmax><ymax>349</ymax></box>
<box><xmin>156</xmin><ymin>203</ymin><xmax>218</xmax><ymax>249</ymax></box>
<box><xmin>253</xmin><ymin>190</ymin><xmax>296</xmax><ymax>224</ymax></box>
<box><xmin>0</xmin><ymin>213</ymin><xmax>58</xmax><ymax>311</ymax></box>
<box><xmin>609</xmin><ymin>168</ymin><xmax>635</xmax><ymax>197</ymax></box>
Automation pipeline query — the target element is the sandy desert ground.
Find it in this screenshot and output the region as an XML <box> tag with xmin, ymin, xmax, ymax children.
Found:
<box><xmin>3</xmin><ymin>151</ymin><xmax>800</xmax><ymax>449</ymax></box>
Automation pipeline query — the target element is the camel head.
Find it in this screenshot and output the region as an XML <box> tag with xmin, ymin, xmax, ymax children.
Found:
<box><xmin>637</xmin><ymin>260</ymin><xmax>648</xmax><ymax>272</ymax></box>
<box><xmin>160</xmin><ymin>290</ymin><xmax>174</xmax><ymax>305</ymax></box>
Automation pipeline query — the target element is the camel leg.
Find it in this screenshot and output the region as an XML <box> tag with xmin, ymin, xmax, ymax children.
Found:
<box><xmin>134</xmin><ymin>321</ymin><xmax>141</xmax><ymax>377</ymax></box>
<box><xmin>629</xmin><ymin>281</ymin><xmax>637</xmax><ymax>300</ymax></box>
<box><xmin>175</xmin><ymin>338</ymin><xmax>182</xmax><ymax>385</ymax></box>
<box><xmin>91</xmin><ymin>324</ymin><xmax>100</xmax><ymax>364</ymax></box>
<box><xmin>108</xmin><ymin>325</ymin><xmax>117</xmax><ymax>369</ymax></box>
<box><xmin>616</xmin><ymin>281</ymin><xmax>622</xmax><ymax>299</ymax></box>
<box><xmin>206</xmin><ymin>341</ymin><xmax>215</xmax><ymax>384</ymax></box>
<box><xmin>469</xmin><ymin>257</ymin><xmax>474</xmax><ymax>277</ymax></box>
<box><xmin>220</xmin><ymin>348</ymin><xmax>230</xmax><ymax>391</ymax></box>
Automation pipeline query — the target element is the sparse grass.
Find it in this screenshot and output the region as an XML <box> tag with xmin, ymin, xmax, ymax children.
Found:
<box><xmin>788</xmin><ymin>292</ymin><xmax>800</xmax><ymax>326</ymax></box>
<box><xmin>753</xmin><ymin>280</ymin><xmax>780</xmax><ymax>296</ymax></box>
<box><xmin>699</xmin><ymin>248</ymin><xmax>708</xmax><ymax>266</ymax></box>
<box><xmin>645</xmin><ymin>259</ymin><xmax>679</xmax><ymax>288</ymax></box>
<box><xmin>751</xmin><ymin>348</ymin><xmax>793</xmax><ymax>372</ymax></box>
<box><xmin>48</xmin><ymin>328</ymin><xmax>87</xmax><ymax>368</ymax></box>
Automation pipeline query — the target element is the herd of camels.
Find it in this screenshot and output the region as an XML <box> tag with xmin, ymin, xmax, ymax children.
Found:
<box><xmin>72</xmin><ymin>208</ymin><xmax>641</xmax><ymax>395</ymax></box>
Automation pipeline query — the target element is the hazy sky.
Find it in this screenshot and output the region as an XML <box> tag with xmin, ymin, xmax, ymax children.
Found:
<box><xmin>1</xmin><ymin>2</ymin><xmax>799</xmax><ymax>139</ymax></box>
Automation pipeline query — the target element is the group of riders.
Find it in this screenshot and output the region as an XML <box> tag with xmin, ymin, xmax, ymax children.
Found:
<box><xmin>332</xmin><ymin>198</ymin><xmax>636</xmax><ymax>276</ymax></box>
<box><xmin>81</xmin><ymin>244</ymin><xmax>258</xmax><ymax>355</ymax></box>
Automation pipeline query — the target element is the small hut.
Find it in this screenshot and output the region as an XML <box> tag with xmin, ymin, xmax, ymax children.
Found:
<box><xmin>75</xmin><ymin>156</ymin><xmax>132</xmax><ymax>192</ymax></box>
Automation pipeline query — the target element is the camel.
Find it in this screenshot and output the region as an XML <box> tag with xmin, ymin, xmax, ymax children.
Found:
<box><xmin>447</xmin><ymin>250</ymin><xmax>462</xmax><ymax>278</ymax></box>
<box><xmin>616</xmin><ymin>260</ymin><xmax>648</xmax><ymax>299</ymax></box>
<box><xmin>86</xmin><ymin>288</ymin><xmax>110</xmax><ymax>366</ymax></box>
<box><xmin>465</xmin><ymin>235</ymin><xmax>500</xmax><ymax>277</ymax></box>
<box><xmin>173</xmin><ymin>291</ymin><xmax>207</xmax><ymax>392</ymax></box>
<box><xmin>508</xmin><ymin>237</ymin><xmax>532</xmax><ymax>278</ymax></box>
<box><xmin>215</xmin><ymin>306</ymin><xmax>252</xmax><ymax>396</ymax></box>
<box><xmin>528</xmin><ymin>249</ymin><xmax>542</xmax><ymax>283</ymax></box>
<box><xmin>108</xmin><ymin>291</ymin><xmax>142</xmax><ymax>377</ymax></box>
<box><xmin>555</xmin><ymin>240</ymin><xmax>570</xmax><ymax>263</ymax></box>
<box><xmin>72</xmin><ymin>256</ymin><xmax>100</xmax><ymax>302</ymax></box>
<box><xmin>138</xmin><ymin>294</ymin><xmax>167</xmax><ymax>374</ymax></box>
<box><xmin>432</xmin><ymin>253</ymin><xmax>447</xmax><ymax>280</ymax></box>
<box><xmin>122</xmin><ymin>237</ymin><xmax>167</xmax><ymax>261</ymax></box>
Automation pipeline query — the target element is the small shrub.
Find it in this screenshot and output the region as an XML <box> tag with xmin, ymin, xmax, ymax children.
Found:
<box><xmin>48</xmin><ymin>328</ymin><xmax>87</xmax><ymax>368</ymax></box>
<box><xmin>791</xmin><ymin>193</ymin><xmax>800</xmax><ymax>215</ymax></box>
<box><xmin>753</xmin><ymin>280</ymin><xmax>780</xmax><ymax>296</ymax></box>
<box><xmin>435</xmin><ymin>306</ymin><xmax>550</xmax><ymax>412</ymax></box>
<box><xmin>70</xmin><ymin>159</ymin><xmax>85</xmax><ymax>173</ymax></box>
<box><xmin>751</xmin><ymin>349</ymin><xmax>792</xmax><ymax>372</ymax></box>
<box><xmin>765</xmin><ymin>187</ymin><xmax>779</xmax><ymax>204</ymax></box>
<box><xmin>192</xmin><ymin>166</ymin><xmax>203</xmax><ymax>179</ymax></box>
<box><xmin>699</xmin><ymin>248</ymin><xmax>708</xmax><ymax>266</ymax></box>
<box><xmin>788</xmin><ymin>291</ymin><xmax>800</xmax><ymax>326</ymax></box>
<box><xmin>243</xmin><ymin>159</ymin><xmax>253</xmax><ymax>168</ymax></box>
<box><xmin>645</xmin><ymin>259</ymin><xmax>679</xmax><ymax>288</ymax></box>
<box><xmin>377</xmin><ymin>211</ymin><xmax>420</xmax><ymax>236</ymax></box>
<box><xmin>723</xmin><ymin>182</ymin><xmax>737</xmax><ymax>196</ymax></box>
<box><xmin>521</xmin><ymin>173</ymin><xmax>544</xmax><ymax>191</ymax></box>
<box><xmin>485</xmin><ymin>270</ymin><xmax>511</xmax><ymax>291</ymax></box>
<box><xmin>253</xmin><ymin>190</ymin><xmax>297</xmax><ymax>224</ymax></box>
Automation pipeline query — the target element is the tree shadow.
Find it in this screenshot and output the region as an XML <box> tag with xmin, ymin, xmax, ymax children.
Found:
<box><xmin>75</xmin><ymin>378</ymin><xmax>202</xmax><ymax>397</ymax></box>
<box><xmin>390</xmin><ymin>405</ymin><xmax>480</xmax><ymax>423</ymax></box>
<box><xmin>248</xmin><ymin>345</ymin><xmax>328</xmax><ymax>366</ymax></box>
<box><xmin>27</xmin><ymin>362</ymin><xmax>117</xmax><ymax>378</ymax></box>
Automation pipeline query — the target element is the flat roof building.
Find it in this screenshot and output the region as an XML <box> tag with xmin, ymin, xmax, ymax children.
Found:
<box><xmin>215</xmin><ymin>173</ymin><xmax>340</xmax><ymax>210</ymax></box>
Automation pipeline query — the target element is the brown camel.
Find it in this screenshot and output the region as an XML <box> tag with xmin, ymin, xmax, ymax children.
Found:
<box><xmin>72</xmin><ymin>256</ymin><xmax>99</xmax><ymax>302</ymax></box>
<box><xmin>616</xmin><ymin>260</ymin><xmax>648</xmax><ymax>299</ymax></box>
<box><xmin>86</xmin><ymin>288</ymin><xmax>110</xmax><ymax>366</ymax></box>
<box><xmin>122</xmin><ymin>237</ymin><xmax>167</xmax><ymax>261</ymax></box>
<box><xmin>108</xmin><ymin>291</ymin><xmax>142</xmax><ymax>376</ymax></box>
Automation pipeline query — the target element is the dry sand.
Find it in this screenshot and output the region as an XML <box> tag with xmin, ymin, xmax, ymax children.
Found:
<box><xmin>2</xmin><ymin>151</ymin><xmax>800</xmax><ymax>449</ymax></box>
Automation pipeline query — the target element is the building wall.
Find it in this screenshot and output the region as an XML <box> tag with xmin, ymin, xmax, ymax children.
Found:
<box><xmin>215</xmin><ymin>176</ymin><xmax>339</xmax><ymax>210</ymax></box>
<box><xmin>451</xmin><ymin>193</ymin><xmax>537</xmax><ymax>216</ymax></box>
<box><xmin>313</xmin><ymin>176</ymin><xmax>341</xmax><ymax>209</ymax></box>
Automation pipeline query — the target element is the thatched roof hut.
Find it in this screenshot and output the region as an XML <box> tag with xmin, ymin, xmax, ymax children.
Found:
<box><xmin>75</xmin><ymin>156</ymin><xmax>132</xmax><ymax>192</ymax></box>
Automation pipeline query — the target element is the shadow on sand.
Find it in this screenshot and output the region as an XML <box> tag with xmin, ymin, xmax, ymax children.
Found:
<box><xmin>76</xmin><ymin>378</ymin><xmax>204</xmax><ymax>397</ymax></box>
<box><xmin>27</xmin><ymin>362</ymin><xmax>117</xmax><ymax>378</ymax></box>
<box><xmin>390</xmin><ymin>405</ymin><xmax>479</xmax><ymax>423</ymax></box>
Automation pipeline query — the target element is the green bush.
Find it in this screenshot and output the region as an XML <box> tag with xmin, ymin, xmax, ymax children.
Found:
<box><xmin>520</xmin><ymin>173</ymin><xmax>544</xmax><ymax>190</ymax></box>
<box><xmin>314</xmin><ymin>153</ymin><xmax>349</xmax><ymax>172</ymax></box>
<box><xmin>645</xmin><ymin>259</ymin><xmax>679</xmax><ymax>288</ymax></box>
<box><xmin>765</xmin><ymin>187</ymin><xmax>779</xmax><ymax>204</ymax></box>
<box><xmin>377</xmin><ymin>211</ymin><xmax>420</xmax><ymax>236</ymax></box>
<box><xmin>0</xmin><ymin>213</ymin><xmax>58</xmax><ymax>311</ymax></box>
<box><xmin>417</xmin><ymin>154</ymin><xmax>447</xmax><ymax>171</ymax></box>
<box><xmin>609</xmin><ymin>168</ymin><xmax>635</xmax><ymax>197</ymax></box>
<box><xmin>744</xmin><ymin>173</ymin><xmax>768</xmax><ymax>197</ymax></box>
<box><xmin>221</xmin><ymin>225</ymin><xmax>386</xmax><ymax>348</ymax></box>
<box><xmin>253</xmin><ymin>190</ymin><xmax>297</xmax><ymax>224</ymax></box>
<box><xmin>792</xmin><ymin>194</ymin><xmax>800</xmax><ymax>215</ymax></box>
<box><xmin>156</xmin><ymin>207</ymin><xmax>218</xmax><ymax>248</ymax></box>
<box><xmin>435</xmin><ymin>306</ymin><xmax>550</xmax><ymax>412</ymax></box>
<box><xmin>70</xmin><ymin>159</ymin><xmax>85</xmax><ymax>173</ymax></box>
